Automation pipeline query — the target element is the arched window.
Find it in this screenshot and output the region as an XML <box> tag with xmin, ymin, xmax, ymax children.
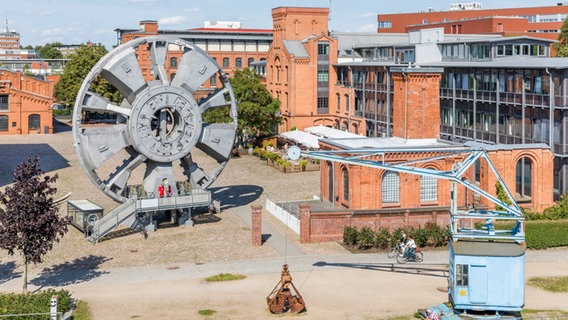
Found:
<box><xmin>420</xmin><ymin>175</ymin><xmax>438</xmax><ymax>202</ymax></box>
<box><xmin>170</xmin><ymin>73</ymin><xmax>176</xmax><ymax>81</ymax></box>
<box><xmin>0</xmin><ymin>115</ymin><xmax>8</xmax><ymax>131</ymax></box>
<box><xmin>28</xmin><ymin>114</ymin><xmax>40</xmax><ymax>131</ymax></box>
<box><xmin>235</xmin><ymin>57</ymin><xmax>242</xmax><ymax>68</ymax></box>
<box><xmin>516</xmin><ymin>157</ymin><xmax>532</xmax><ymax>199</ymax></box>
<box><xmin>342</xmin><ymin>167</ymin><xmax>349</xmax><ymax>201</ymax></box>
<box><xmin>170</xmin><ymin>57</ymin><xmax>178</xmax><ymax>68</ymax></box>
<box><xmin>222</xmin><ymin>57</ymin><xmax>230</xmax><ymax>68</ymax></box>
<box><xmin>382</xmin><ymin>172</ymin><xmax>400</xmax><ymax>203</ymax></box>
<box><xmin>247</xmin><ymin>57</ymin><xmax>254</xmax><ymax>66</ymax></box>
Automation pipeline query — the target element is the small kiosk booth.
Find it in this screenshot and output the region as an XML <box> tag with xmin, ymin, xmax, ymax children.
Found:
<box><xmin>67</xmin><ymin>199</ymin><xmax>104</xmax><ymax>237</ymax></box>
<box><xmin>447</xmin><ymin>181</ymin><xmax>526</xmax><ymax>314</ymax></box>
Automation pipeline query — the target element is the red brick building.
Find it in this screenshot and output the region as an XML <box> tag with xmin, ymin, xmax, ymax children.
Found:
<box><xmin>0</xmin><ymin>69</ymin><xmax>54</xmax><ymax>134</ymax></box>
<box><xmin>115</xmin><ymin>20</ymin><xmax>272</xmax><ymax>99</ymax></box>
<box><xmin>266</xmin><ymin>7</ymin><xmax>366</xmax><ymax>134</ymax></box>
<box><xmin>378</xmin><ymin>4</ymin><xmax>568</xmax><ymax>41</ymax></box>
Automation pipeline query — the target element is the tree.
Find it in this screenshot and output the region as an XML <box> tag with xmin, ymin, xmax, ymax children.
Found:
<box><xmin>0</xmin><ymin>156</ymin><xmax>71</xmax><ymax>293</ymax></box>
<box><xmin>35</xmin><ymin>42</ymin><xmax>64</xmax><ymax>59</ymax></box>
<box><xmin>555</xmin><ymin>17</ymin><xmax>568</xmax><ymax>57</ymax></box>
<box><xmin>203</xmin><ymin>68</ymin><xmax>281</xmax><ymax>145</ymax></box>
<box><xmin>54</xmin><ymin>44</ymin><xmax>123</xmax><ymax>108</ymax></box>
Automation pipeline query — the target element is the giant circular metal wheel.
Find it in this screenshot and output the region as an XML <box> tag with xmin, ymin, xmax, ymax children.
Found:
<box><xmin>72</xmin><ymin>36</ymin><xmax>237</xmax><ymax>203</ymax></box>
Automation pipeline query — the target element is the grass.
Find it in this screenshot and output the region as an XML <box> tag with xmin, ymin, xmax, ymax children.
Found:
<box><xmin>527</xmin><ymin>276</ymin><xmax>568</xmax><ymax>292</ymax></box>
<box><xmin>205</xmin><ymin>273</ymin><xmax>247</xmax><ymax>282</ymax></box>
<box><xmin>198</xmin><ymin>309</ymin><xmax>217</xmax><ymax>316</ymax></box>
<box><xmin>72</xmin><ymin>300</ymin><xmax>92</xmax><ymax>320</ymax></box>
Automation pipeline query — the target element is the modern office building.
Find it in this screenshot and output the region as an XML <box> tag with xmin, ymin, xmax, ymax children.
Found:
<box><xmin>377</xmin><ymin>3</ymin><xmax>568</xmax><ymax>42</ymax></box>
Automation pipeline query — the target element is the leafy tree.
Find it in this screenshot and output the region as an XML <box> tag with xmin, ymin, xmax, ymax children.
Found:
<box><xmin>0</xmin><ymin>156</ymin><xmax>71</xmax><ymax>293</ymax></box>
<box><xmin>54</xmin><ymin>44</ymin><xmax>123</xmax><ymax>108</ymax></box>
<box><xmin>555</xmin><ymin>17</ymin><xmax>568</xmax><ymax>57</ymax></box>
<box><xmin>35</xmin><ymin>42</ymin><xmax>64</xmax><ymax>59</ymax></box>
<box><xmin>203</xmin><ymin>68</ymin><xmax>281</xmax><ymax>145</ymax></box>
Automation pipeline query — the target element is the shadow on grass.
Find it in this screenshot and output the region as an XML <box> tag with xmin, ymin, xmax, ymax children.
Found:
<box><xmin>31</xmin><ymin>255</ymin><xmax>112</xmax><ymax>289</ymax></box>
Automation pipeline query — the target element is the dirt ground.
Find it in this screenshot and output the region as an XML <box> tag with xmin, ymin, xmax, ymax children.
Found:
<box><xmin>1</xmin><ymin>123</ymin><xmax>568</xmax><ymax>319</ymax></box>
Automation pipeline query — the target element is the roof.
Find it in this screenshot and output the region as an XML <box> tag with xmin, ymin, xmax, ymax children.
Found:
<box><xmin>305</xmin><ymin>125</ymin><xmax>363</xmax><ymax>139</ymax></box>
<box><xmin>319</xmin><ymin>136</ymin><xmax>453</xmax><ymax>150</ymax></box>
<box><xmin>332</xmin><ymin>32</ymin><xmax>410</xmax><ymax>57</ymax></box>
<box><xmin>464</xmin><ymin>141</ymin><xmax>550</xmax><ymax>151</ymax></box>
<box><xmin>421</xmin><ymin>57</ymin><xmax>568</xmax><ymax>69</ymax></box>
<box><xmin>280</xmin><ymin>130</ymin><xmax>320</xmax><ymax>149</ymax></box>
<box><xmin>283</xmin><ymin>40</ymin><xmax>309</xmax><ymax>58</ymax></box>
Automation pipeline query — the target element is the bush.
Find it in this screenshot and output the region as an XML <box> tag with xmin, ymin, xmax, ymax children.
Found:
<box><xmin>343</xmin><ymin>226</ymin><xmax>358</xmax><ymax>246</ymax></box>
<box><xmin>423</xmin><ymin>222</ymin><xmax>450</xmax><ymax>247</ymax></box>
<box><xmin>357</xmin><ymin>226</ymin><xmax>375</xmax><ymax>249</ymax></box>
<box><xmin>0</xmin><ymin>289</ymin><xmax>73</xmax><ymax>316</ymax></box>
<box><xmin>374</xmin><ymin>227</ymin><xmax>391</xmax><ymax>250</ymax></box>
<box><xmin>525</xmin><ymin>220</ymin><xmax>568</xmax><ymax>249</ymax></box>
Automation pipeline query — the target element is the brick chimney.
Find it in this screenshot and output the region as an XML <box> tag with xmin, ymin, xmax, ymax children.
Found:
<box><xmin>391</xmin><ymin>67</ymin><xmax>444</xmax><ymax>139</ymax></box>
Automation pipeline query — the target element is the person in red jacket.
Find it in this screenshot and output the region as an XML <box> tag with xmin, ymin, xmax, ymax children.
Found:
<box><xmin>158</xmin><ymin>178</ymin><xmax>173</xmax><ymax>197</ymax></box>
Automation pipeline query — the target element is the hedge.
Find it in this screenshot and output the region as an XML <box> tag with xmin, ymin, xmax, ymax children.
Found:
<box><xmin>524</xmin><ymin>220</ymin><xmax>568</xmax><ymax>249</ymax></box>
<box><xmin>0</xmin><ymin>289</ymin><xmax>72</xmax><ymax>318</ymax></box>
<box><xmin>343</xmin><ymin>220</ymin><xmax>568</xmax><ymax>251</ymax></box>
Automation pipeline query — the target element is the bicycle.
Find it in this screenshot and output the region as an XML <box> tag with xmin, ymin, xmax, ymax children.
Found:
<box><xmin>396</xmin><ymin>247</ymin><xmax>423</xmax><ymax>264</ymax></box>
<box><xmin>387</xmin><ymin>241</ymin><xmax>404</xmax><ymax>259</ymax></box>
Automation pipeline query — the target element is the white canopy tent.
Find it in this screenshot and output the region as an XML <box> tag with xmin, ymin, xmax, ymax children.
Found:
<box><xmin>304</xmin><ymin>125</ymin><xmax>363</xmax><ymax>139</ymax></box>
<box><xmin>279</xmin><ymin>130</ymin><xmax>320</xmax><ymax>149</ymax></box>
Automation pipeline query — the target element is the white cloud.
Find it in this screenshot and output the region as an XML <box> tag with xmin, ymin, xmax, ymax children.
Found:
<box><xmin>356</xmin><ymin>24</ymin><xmax>376</xmax><ymax>33</ymax></box>
<box><xmin>123</xmin><ymin>0</ymin><xmax>159</xmax><ymax>4</ymax></box>
<box><xmin>158</xmin><ymin>16</ymin><xmax>186</xmax><ymax>25</ymax></box>
<box><xmin>358</xmin><ymin>12</ymin><xmax>376</xmax><ymax>18</ymax></box>
<box><xmin>184</xmin><ymin>7</ymin><xmax>201</xmax><ymax>12</ymax></box>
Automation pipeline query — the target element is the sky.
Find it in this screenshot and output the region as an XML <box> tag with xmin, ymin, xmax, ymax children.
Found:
<box><xmin>0</xmin><ymin>0</ymin><xmax>559</xmax><ymax>49</ymax></box>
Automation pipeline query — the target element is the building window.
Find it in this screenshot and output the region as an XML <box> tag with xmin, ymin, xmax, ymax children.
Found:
<box><xmin>28</xmin><ymin>114</ymin><xmax>40</xmax><ymax>131</ymax></box>
<box><xmin>170</xmin><ymin>73</ymin><xmax>176</xmax><ymax>81</ymax></box>
<box><xmin>456</xmin><ymin>264</ymin><xmax>469</xmax><ymax>286</ymax></box>
<box><xmin>223</xmin><ymin>57</ymin><xmax>230</xmax><ymax>68</ymax></box>
<box><xmin>336</xmin><ymin>94</ymin><xmax>341</xmax><ymax>111</ymax></box>
<box><xmin>317</xmin><ymin>70</ymin><xmax>329</xmax><ymax>82</ymax></box>
<box><xmin>170</xmin><ymin>57</ymin><xmax>178</xmax><ymax>68</ymax></box>
<box><xmin>516</xmin><ymin>157</ymin><xmax>532</xmax><ymax>199</ymax></box>
<box><xmin>0</xmin><ymin>94</ymin><xmax>8</xmax><ymax>110</ymax></box>
<box><xmin>248</xmin><ymin>57</ymin><xmax>254</xmax><ymax>66</ymax></box>
<box><xmin>318</xmin><ymin>42</ymin><xmax>329</xmax><ymax>55</ymax></box>
<box><xmin>235</xmin><ymin>57</ymin><xmax>242</xmax><ymax>67</ymax></box>
<box><xmin>317</xmin><ymin>97</ymin><xmax>329</xmax><ymax>110</ymax></box>
<box><xmin>420</xmin><ymin>175</ymin><xmax>438</xmax><ymax>202</ymax></box>
<box><xmin>210</xmin><ymin>75</ymin><xmax>217</xmax><ymax>86</ymax></box>
<box><xmin>382</xmin><ymin>171</ymin><xmax>400</xmax><ymax>204</ymax></box>
<box><xmin>342</xmin><ymin>167</ymin><xmax>349</xmax><ymax>201</ymax></box>
<box><xmin>345</xmin><ymin>94</ymin><xmax>349</xmax><ymax>112</ymax></box>
<box><xmin>0</xmin><ymin>115</ymin><xmax>8</xmax><ymax>131</ymax></box>
<box><xmin>378</xmin><ymin>20</ymin><xmax>392</xmax><ymax>29</ymax></box>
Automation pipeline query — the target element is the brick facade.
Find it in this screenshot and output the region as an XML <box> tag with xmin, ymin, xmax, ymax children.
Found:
<box><xmin>118</xmin><ymin>21</ymin><xmax>271</xmax><ymax>101</ymax></box>
<box><xmin>378</xmin><ymin>5</ymin><xmax>568</xmax><ymax>43</ymax></box>
<box><xmin>267</xmin><ymin>7</ymin><xmax>366</xmax><ymax>134</ymax></box>
<box><xmin>251</xmin><ymin>205</ymin><xmax>263</xmax><ymax>246</ymax></box>
<box><xmin>392</xmin><ymin>69</ymin><xmax>442</xmax><ymax>139</ymax></box>
<box><xmin>0</xmin><ymin>69</ymin><xmax>54</xmax><ymax>134</ymax></box>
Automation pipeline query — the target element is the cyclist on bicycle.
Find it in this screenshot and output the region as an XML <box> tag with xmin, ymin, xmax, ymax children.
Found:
<box><xmin>405</xmin><ymin>235</ymin><xmax>417</xmax><ymax>260</ymax></box>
